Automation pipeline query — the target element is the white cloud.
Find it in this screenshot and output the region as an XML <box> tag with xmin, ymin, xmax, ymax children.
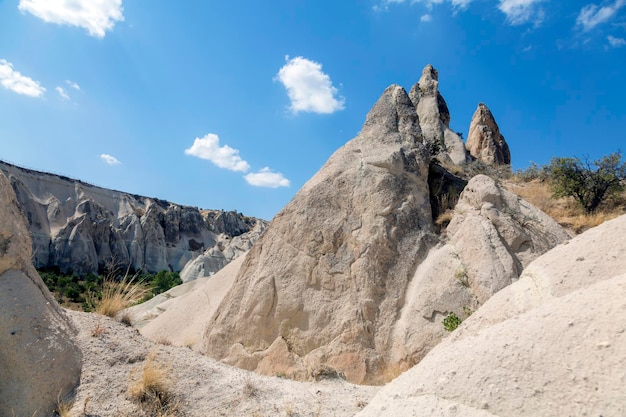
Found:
<box><xmin>0</xmin><ymin>59</ymin><xmax>45</xmax><ymax>97</ymax></box>
<box><xmin>608</xmin><ymin>34</ymin><xmax>626</xmax><ymax>46</ymax></box>
<box><xmin>56</xmin><ymin>86</ymin><xmax>70</xmax><ymax>99</ymax></box>
<box><xmin>66</xmin><ymin>80</ymin><xmax>80</xmax><ymax>90</ymax></box>
<box><xmin>276</xmin><ymin>56</ymin><xmax>345</xmax><ymax>114</ymax></box>
<box><xmin>100</xmin><ymin>154</ymin><xmax>121</xmax><ymax>165</ymax></box>
<box><xmin>18</xmin><ymin>0</ymin><xmax>124</xmax><ymax>38</ymax></box>
<box><xmin>498</xmin><ymin>0</ymin><xmax>545</xmax><ymax>26</ymax></box>
<box><xmin>576</xmin><ymin>0</ymin><xmax>626</xmax><ymax>31</ymax></box>
<box><xmin>184</xmin><ymin>133</ymin><xmax>250</xmax><ymax>172</ymax></box>
<box><xmin>498</xmin><ymin>0</ymin><xmax>546</xmax><ymax>26</ymax></box>
<box><xmin>244</xmin><ymin>168</ymin><xmax>290</xmax><ymax>188</ymax></box>
<box><xmin>421</xmin><ymin>14</ymin><xmax>433</xmax><ymax>22</ymax></box>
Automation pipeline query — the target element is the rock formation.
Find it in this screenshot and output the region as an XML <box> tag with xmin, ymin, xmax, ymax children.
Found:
<box><xmin>358</xmin><ymin>214</ymin><xmax>626</xmax><ymax>416</ymax></box>
<box><xmin>389</xmin><ymin>174</ymin><xmax>569</xmax><ymax>367</ymax></box>
<box><xmin>465</xmin><ymin>103</ymin><xmax>511</xmax><ymax>165</ymax></box>
<box><xmin>0</xmin><ymin>171</ymin><xmax>82</xmax><ymax>417</ymax></box>
<box><xmin>0</xmin><ymin>161</ymin><xmax>265</xmax><ymax>277</ymax></box>
<box><xmin>410</xmin><ymin>65</ymin><xmax>468</xmax><ymax>165</ymax></box>
<box><xmin>203</xmin><ymin>84</ymin><xmax>434</xmax><ymax>384</ymax></box>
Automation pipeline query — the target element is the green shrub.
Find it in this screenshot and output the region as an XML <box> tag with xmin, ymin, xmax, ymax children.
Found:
<box><xmin>149</xmin><ymin>271</ymin><xmax>182</xmax><ymax>295</ymax></box>
<box><xmin>443</xmin><ymin>312</ymin><xmax>462</xmax><ymax>332</ymax></box>
<box><xmin>547</xmin><ymin>151</ymin><xmax>626</xmax><ymax>214</ymax></box>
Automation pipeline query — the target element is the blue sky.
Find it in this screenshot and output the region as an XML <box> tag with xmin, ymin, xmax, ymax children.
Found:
<box><xmin>1</xmin><ymin>0</ymin><xmax>625</xmax><ymax>220</ymax></box>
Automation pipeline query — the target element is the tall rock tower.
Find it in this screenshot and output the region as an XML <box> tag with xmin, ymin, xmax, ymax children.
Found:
<box><xmin>465</xmin><ymin>102</ymin><xmax>511</xmax><ymax>165</ymax></box>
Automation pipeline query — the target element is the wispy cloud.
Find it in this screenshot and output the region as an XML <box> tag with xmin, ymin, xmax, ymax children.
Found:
<box><xmin>0</xmin><ymin>59</ymin><xmax>45</xmax><ymax>97</ymax></box>
<box><xmin>18</xmin><ymin>0</ymin><xmax>124</xmax><ymax>38</ymax></box>
<box><xmin>66</xmin><ymin>80</ymin><xmax>80</xmax><ymax>90</ymax></box>
<box><xmin>608</xmin><ymin>34</ymin><xmax>626</xmax><ymax>46</ymax></box>
<box><xmin>576</xmin><ymin>0</ymin><xmax>626</xmax><ymax>31</ymax></box>
<box><xmin>56</xmin><ymin>86</ymin><xmax>70</xmax><ymax>99</ymax></box>
<box><xmin>276</xmin><ymin>56</ymin><xmax>345</xmax><ymax>114</ymax></box>
<box><xmin>380</xmin><ymin>0</ymin><xmax>473</xmax><ymax>10</ymax></box>
<box><xmin>184</xmin><ymin>133</ymin><xmax>250</xmax><ymax>172</ymax></box>
<box><xmin>421</xmin><ymin>14</ymin><xmax>433</xmax><ymax>22</ymax></box>
<box><xmin>244</xmin><ymin>168</ymin><xmax>290</xmax><ymax>188</ymax></box>
<box><xmin>498</xmin><ymin>0</ymin><xmax>546</xmax><ymax>26</ymax></box>
<box><xmin>100</xmin><ymin>154</ymin><xmax>121</xmax><ymax>165</ymax></box>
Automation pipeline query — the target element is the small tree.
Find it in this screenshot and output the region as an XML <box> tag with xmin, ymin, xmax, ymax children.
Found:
<box><xmin>547</xmin><ymin>151</ymin><xmax>626</xmax><ymax>214</ymax></box>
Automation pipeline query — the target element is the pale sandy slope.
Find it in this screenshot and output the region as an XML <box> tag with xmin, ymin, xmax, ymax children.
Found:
<box><xmin>66</xmin><ymin>309</ymin><xmax>377</xmax><ymax>417</ymax></box>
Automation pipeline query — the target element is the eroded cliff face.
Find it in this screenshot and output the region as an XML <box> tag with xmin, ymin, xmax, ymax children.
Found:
<box><xmin>0</xmin><ymin>161</ymin><xmax>265</xmax><ymax>276</ymax></box>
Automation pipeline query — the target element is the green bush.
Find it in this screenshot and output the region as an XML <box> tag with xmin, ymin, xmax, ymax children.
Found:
<box><xmin>443</xmin><ymin>312</ymin><xmax>462</xmax><ymax>332</ymax></box>
<box><xmin>149</xmin><ymin>271</ymin><xmax>182</xmax><ymax>295</ymax></box>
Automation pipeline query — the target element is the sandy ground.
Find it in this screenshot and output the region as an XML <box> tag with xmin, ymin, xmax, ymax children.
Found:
<box><xmin>66</xmin><ymin>310</ymin><xmax>378</xmax><ymax>417</ymax></box>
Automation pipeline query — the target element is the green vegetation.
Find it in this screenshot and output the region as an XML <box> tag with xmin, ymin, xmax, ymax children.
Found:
<box><xmin>547</xmin><ymin>151</ymin><xmax>626</xmax><ymax>214</ymax></box>
<box><xmin>39</xmin><ymin>268</ymin><xmax>182</xmax><ymax>312</ymax></box>
<box><xmin>443</xmin><ymin>312</ymin><xmax>462</xmax><ymax>332</ymax></box>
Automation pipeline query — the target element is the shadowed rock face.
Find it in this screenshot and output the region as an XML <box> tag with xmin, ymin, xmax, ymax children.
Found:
<box><xmin>0</xmin><ymin>161</ymin><xmax>264</xmax><ymax>277</ymax></box>
<box><xmin>465</xmin><ymin>103</ymin><xmax>511</xmax><ymax>165</ymax></box>
<box><xmin>0</xmin><ymin>171</ymin><xmax>82</xmax><ymax>417</ymax></box>
<box><xmin>410</xmin><ymin>64</ymin><xmax>468</xmax><ymax>165</ymax></box>
<box><xmin>203</xmin><ymin>85</ymin><xmax>434</xmax><ymax>384</ymax></box>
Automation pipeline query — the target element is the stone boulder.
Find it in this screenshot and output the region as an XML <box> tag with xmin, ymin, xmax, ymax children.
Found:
<box><xmin>358</xmin><ymin>214</ymin><xmax>626</xmax><ymax>417</ymax></box>
<box><xmin>203</xmin><ymin>84</ymin><xmax>434</xmax><ymax>384</ymax></box>
<box><xmin>389</xmin><ymin>174</ymin><xmax>570</xmax><ymax>368</ymax></box>
<box><xmin>0</xmin><ymin>171</ymin><xmax>82</xmax><ymax>417</ymax></box>
<box><xmin>465</xmin><ymin>103</ymin><xmax>511</xmax><ymax>165</ymax></box>
<box><xmin>410</xmin><ymin>65</ymin><xmax>468</xmax><ymax>165</ymax></box>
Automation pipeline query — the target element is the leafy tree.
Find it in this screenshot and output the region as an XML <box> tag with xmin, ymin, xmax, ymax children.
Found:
<box><xmin>547</xmin><ymin>151</ymin><xmax>626</xmax><ymax>214</ymax></box>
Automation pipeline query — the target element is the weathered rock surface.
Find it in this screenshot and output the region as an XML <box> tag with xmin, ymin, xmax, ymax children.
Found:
<box><xmin>202</xmin><ymin>84</ymin><xmax>434</xmax><ymax>384</ymax></box>
<box><xmin>179</xmin><ymin>220</ymin><xmax>267</xmax><ymax>282</ymax></box>
<box><xmin>358</xmin><ymin>214</ymin><xmax>626</xmax><ymax>417</ymax></box>
<box><xmin>410</xmin><ymin>65</ymin><xmax>468</xmax><ymax>165</ymax></box>
<box><xmin>465</xmin><ymin>103</ymin><xmax>511</xmax><ymax>165</ymax></box>
<box><xmin>0</xmin><ymin>171</ymin><xmax>82</xmax><ymax>417</ymax></box>
<box><xmin>389</xmin><ymin>174</ymin><xmax>570</xmax><ymax>368</ymax></box>
<box><xmin>0</xmin><ymin>161</ymin><xmax>264</xmax><ymax>277</ymax></box>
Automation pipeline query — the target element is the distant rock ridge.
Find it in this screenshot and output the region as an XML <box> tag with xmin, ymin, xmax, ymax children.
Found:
<box><xmin>465</xmin><ymin>102</ymin><xmax>511</xmax><ymax>165</ymax></box>
<box><xmin>0</xmin><ymin>160</ymin><xmax>266</xmax><ymax>277</ymax></box>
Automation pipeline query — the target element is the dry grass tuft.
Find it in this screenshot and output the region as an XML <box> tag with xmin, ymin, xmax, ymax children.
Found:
<box><xmin>505</xmin><ymin>179</ymin><xmax>626</xmax><ymax>234</ymax></box>
<box><xmin>309</xmin><ymin>364</ymin><xmax>345</xmax><ymax>381</ymax></box>
<box><xmin>90</xmin><ymin>320</ymin><xmax>106</xmax><ymax>338</ymax></box>
<box><xmin>242</xmin><ymin>375</ymin><xmax>260</xmax><ymax>398</ymax></box>
<box><xmin>87</xmin><ymin>272</ymin><xmax>147</xmax><ymax>318</ymax></box>
<box><xmin>128</xmin><ymin>351</ymin><xmax>180</xmax><ymax>416</ymax></box>
<box><xmin>55</xmin><ymin>393</ymin><xmax>74</xmax><ymax>417</ymax></box>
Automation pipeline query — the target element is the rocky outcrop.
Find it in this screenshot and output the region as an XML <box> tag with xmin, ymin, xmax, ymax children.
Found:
<box><xmin>0</xmin><ymin>171</ymin><xmax>82</xmax><ymax>417</ymax></box>
<box><xmin>179</xmin><ymin>220</ymin><xmax>267</xmax><ymax>282</ymax></box>
<box><xmin>410</xmin><ymin>65</ymin><xmax>468</xmax><ymax>165</ymax></box>
<box><xmin>0</xmin><ymin>161</ymin><xmax>264</xmax><ymax>277</ymax></box>
<box><xmin>203</xmin><ymin>85</ymin><xmax>433</xmax><ymax>384</ymax></box>
<box><xmin>389</xmin><ymin>174</ymin><xmax>570</xmax><ymax>368</ymax></box>
<box><xmin>465</xmin><ymin>103</ymin><xmax>511</xmax><ymax>165</ymax></box>
<box><xmin>143</xmin><ymin>81</ymin><xmax>564</xmax><ymax>384</ymax></box>
<box><xmin>358</xmin><ymin>214</ymin><xmax>626</xmax><ymax>417</ymax></box>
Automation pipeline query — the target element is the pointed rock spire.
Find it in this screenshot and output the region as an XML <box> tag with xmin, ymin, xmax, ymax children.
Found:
<box><xmin>466</xmin><ymin>103</ymin><xmax>511</xmax><ymax>165</ymax></box>
<box><xmin>203</xmin><ymin>84</ymin><xmax>433</xmax><ymax>384</ymax></box>
<box><xmin>409</xmin><ymin>65</ymin><xmax>467</xmax><ymax>165</ymax></box>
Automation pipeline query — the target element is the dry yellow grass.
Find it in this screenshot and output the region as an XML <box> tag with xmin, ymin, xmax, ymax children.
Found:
<box><xmin>87</xmin><ymin>273</ymin><xmax>147</xmax><ymax>318</ymax></box>
<box><xmin>505</xmin><ymin>179</ymin><xmax>626</xmax><ymax>234</ymax></box>
<box><xmin>128</xmin><ymin>351</ymin><xmax>180</xmax><ymax>416</ymax></box>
